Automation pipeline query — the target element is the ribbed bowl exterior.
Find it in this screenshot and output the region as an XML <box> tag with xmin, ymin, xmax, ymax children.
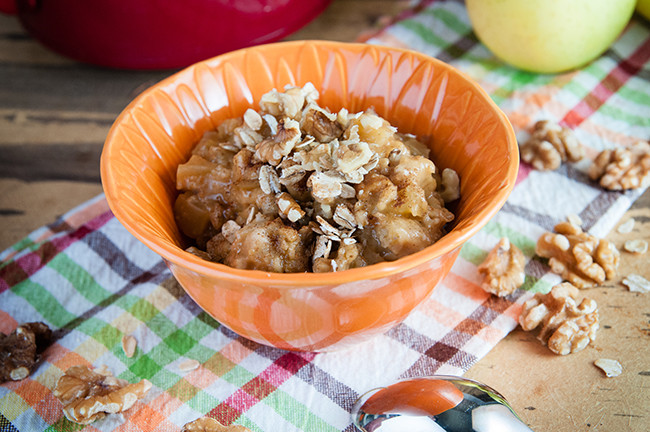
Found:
<box><xmin>101</xmin><ymin>41</ymin><xmax>518</xmax><ymax>351</ymax></box>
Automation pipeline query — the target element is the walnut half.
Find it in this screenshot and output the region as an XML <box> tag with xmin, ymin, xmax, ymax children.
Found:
<box><xmin>54</xmin><ymin>365</ymin><xmax>152</xmax><ymax>424</ymax></box>
<box><xmin>519</xmin><ymin>282</ymin><xmax>599</xmax><ymax>355</ymax></box>
<box><xmin>520</xmin><ymin>120</ymin><xmax>584</xmax><ymax>171</ymax></box>
<box><xmin>588</xmin><ymin>141</ymin><xmax>650</xmax><ymax>190</ymax></box>
<box><xmin>536</xmin><ymin>221</ymin><xmax>619</xmax><ymax>288</ymax></box>
<box><xmin>477</xmin><ymin>237</ymin><xmax>526</xmax><ymax>297</ymax></box>
<box><xmin>0</xmin><ymin>322</ymin><xmax>51</xmax><ymax>383</ymax></box>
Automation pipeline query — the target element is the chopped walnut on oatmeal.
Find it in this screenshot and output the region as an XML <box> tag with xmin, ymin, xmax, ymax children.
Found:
<box><xmin>182</xmin><ymin>417</ymin><xmax>251</xmax><ymax>432</ymax></box>
<box><xmin>520</xmin><ymin>120</ymin><xmax>584</xmax><ymax>171</ymax></box>
<box><xmin>536</xmin><ymin>221</ymin><xmax>619</xmax><ymax>288</ymax></box>
<box><xmin>0</xmin><ymin>322</ymin><xmax>51</xmax><ymax>383</ymax></box>
<box><xmin>519</xmin><ymin>282</ymin><xmax>598</xmax><ymax>355</ymax></box>
<box><xmin>53</xmin><ymin>365</ymin><xmax>151</xmax><ymax>424</ymax></box>
<box><xmin>588</xmin><ymin>141</ymin><xmax>650</xmax><ymax>190</ymax></box>
<box><xmin>477</xmin><ymin>238</ymin><xmax>526</xmax><ymax>297</ymax></box>
<box><xmin>174</xmin><ymin>83</ymin><xmax>458</xmax><ymax>272</ymax></box>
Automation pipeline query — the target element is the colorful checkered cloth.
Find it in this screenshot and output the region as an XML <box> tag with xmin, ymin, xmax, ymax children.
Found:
<box><xmin>2</xmin><ymin>1</ymin><xmax>650</xmax><ymax>431</ymax></box>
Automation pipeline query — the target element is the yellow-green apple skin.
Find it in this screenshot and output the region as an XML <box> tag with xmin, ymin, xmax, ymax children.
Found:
<box><xmin>466</xmin><ymin>0</ymin><xmax>636</xmax><ymax>73</ymax></box>
<box><xmin>637</xmin><ymin>0</ymin><xmax>650</xmax><ymax>21</ymax></box>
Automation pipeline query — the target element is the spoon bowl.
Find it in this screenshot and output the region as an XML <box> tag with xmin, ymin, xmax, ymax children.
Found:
<box><xmin>352</xmin><ymin>375</ymin><xmax>534</xmax><ymax>432</ymax></box>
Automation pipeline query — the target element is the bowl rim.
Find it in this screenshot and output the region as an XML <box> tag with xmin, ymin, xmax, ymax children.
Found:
<box><xmin>101</xmin><ymin>39</ymin><xmax>519</xmax><ymax>288</ymax></box>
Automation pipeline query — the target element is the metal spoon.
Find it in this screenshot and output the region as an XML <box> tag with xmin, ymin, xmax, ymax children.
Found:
<box><xmin>352</xmin><ymin>375</ymin><xmax>534</xmax><ymax>432</ymax></box>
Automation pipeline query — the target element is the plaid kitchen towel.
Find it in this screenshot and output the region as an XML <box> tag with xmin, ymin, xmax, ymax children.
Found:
<box><xmin>2</xmin><ymin>1</ymin><xmax>650</xmax><ymax>431</ymax></box>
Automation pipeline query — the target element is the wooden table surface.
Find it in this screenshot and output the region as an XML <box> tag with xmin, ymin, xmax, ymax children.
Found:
<box><xmin>1</xmin><ymin>1</ymin><xmax>648</xmax><ymax>431</ymax></box>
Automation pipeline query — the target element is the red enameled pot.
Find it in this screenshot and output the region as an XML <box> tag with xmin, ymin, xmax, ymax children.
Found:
<box><xmin>0</xmin><ymin>0</ymin><xmax>332</xmax><ymax>69</ymax></box>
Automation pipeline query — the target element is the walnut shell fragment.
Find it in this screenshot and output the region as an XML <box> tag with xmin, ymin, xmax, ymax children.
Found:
<box><xmin>520</xmin><ymin>120</ymin><xmax>584</xmax><ymax>171</ymax></box>
<box><xmin>0</xmin><ymin>322</ymin><xmax>52</xmax><ymax>383</ymax></box>
<box><xmin>182</xmin><ymin>417</ymin><xmax>252</xmax><ymax>432</ymax></box>
<box><xmin>536</xmin><ymin>221</ymin><xmax>619</xmax><ymax>288</ymax></box>
<box><xmin>588</xmin><ymin>141</ymin><xmax>650</xmax><ymax>190</ymax></box>
<box><xmin>519</xmin><ymin>282</ymin><xmax>599</xmax><ymax>355</ymax></box>
<box><xmin>54</xmin><ymin>365</ymin><xmax>152</xmax><ymax>424</ymax></box>
<box><xmin>477</xmin><ymin>237</ymin><xmax>526</xmax><ymax>297</ymax></box>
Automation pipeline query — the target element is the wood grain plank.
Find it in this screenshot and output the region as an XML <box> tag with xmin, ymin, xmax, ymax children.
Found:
<box><xmin>0</xmin><ymin>179</ymin><xmax>103</xmax><ymax>250</ymax></box>
<box><xmin>0</xmin><ymin>142</ymin><xmax>102</xmax><ymax>182</ymax></box>
<box><xmin>0</xmin><ymin>63</ymin><xmax>171</xmax><ymax>113</ymax></box>
<box><xmin>286</xmin><ymin>0</ymin><xmax>413</xmax><ymax>42</ymax></box>
<box><xmin>466</xmin><ymin>206</ymin><xmax>650</xmax><ymax>431</ymax></box>
<box><xmin>0</xmin><ymin>109</ymin><xmax>114</xmax><ymax>145</ymax></box>
<box><xmin>0</xmin><ymin>35</ymin><xmax>76</xmax><ymax>66</ymax></box>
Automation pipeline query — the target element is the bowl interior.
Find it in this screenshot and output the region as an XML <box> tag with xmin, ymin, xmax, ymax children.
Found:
<box><xmin>101</xmin><ymin>40</ymin><xmax>518</xmax><ymax>283</ymax></box>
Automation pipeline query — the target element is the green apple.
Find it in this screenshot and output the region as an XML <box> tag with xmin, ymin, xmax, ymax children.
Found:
<box><xmin>466</xmin><ymin>0</ymin><xmax>636</xmax><ymax>73</ymax></box>
<box><xmin>637</xmin><ymin>0</ymin><xmax>650</xmax><ymax>21</ymax></box>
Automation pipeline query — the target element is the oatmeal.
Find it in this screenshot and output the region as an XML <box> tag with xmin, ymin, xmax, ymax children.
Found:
<box><xmin>174</xmin><ymin>83</ymin><xmax>457</xmax><ymax>272</ymax></box>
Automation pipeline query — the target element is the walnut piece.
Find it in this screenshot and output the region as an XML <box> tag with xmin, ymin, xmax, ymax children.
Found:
<box><xmin>259</xmin><ymin>83</ymin><xmax>317</xmax><ymax>119</ymax></box>
<box><xmin>477</xmin><ymin>238</ymin><xmax>526</xmax><ymax>297</ymax></box>
<box><xmin>536</xmin><ymin>221</ymin><xmax>619</xmax><ymax>288</ymax></box>
<box><xmin>301</xmin><ymin>103</ymin><xmax>343</xmax><ymax>142</ymax></box>
<box><xmin>589</xmin><ymin>141</ymin><xmax>650</xmax><ymax>190</ymax></box>
<box><xmin>519</xmin><ymin>282</ymin><xmax>599</xmax><ymax>355</ymax></box>
<box><xmin>0</xmin><ymin>322</ymin><xmax>51</xmax><ymax>383</ymax></box>
<box><xmin>54</xmin><ymin>365</ymin><xmax>152</xmax><ymax>424</ymax></box>
<box><xmin>520</xmin><ymin>120</ymin><xmax>584</xmax><ymax>170</ymax></box>
<box><xmin>254</xmin><ymin>118</ymin><xmax>301</xmax><ymax>166</ymax></box>
<box><xmin>182</xmin><ymin>417</ymin><xmax>251</xmax><ymax>432</ymax></box>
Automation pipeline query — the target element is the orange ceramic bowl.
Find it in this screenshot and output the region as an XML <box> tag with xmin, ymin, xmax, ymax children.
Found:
<box><xmin>101</xmin><ymin>41</ymin><xmax>518</xmax><ymax>352</ymax></box>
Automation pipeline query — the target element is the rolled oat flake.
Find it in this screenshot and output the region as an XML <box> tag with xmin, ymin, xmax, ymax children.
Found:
<box><xmin>594</xmin><ymin>358</ymin><xmax>622</xmax><ymax>377</ymax></box>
